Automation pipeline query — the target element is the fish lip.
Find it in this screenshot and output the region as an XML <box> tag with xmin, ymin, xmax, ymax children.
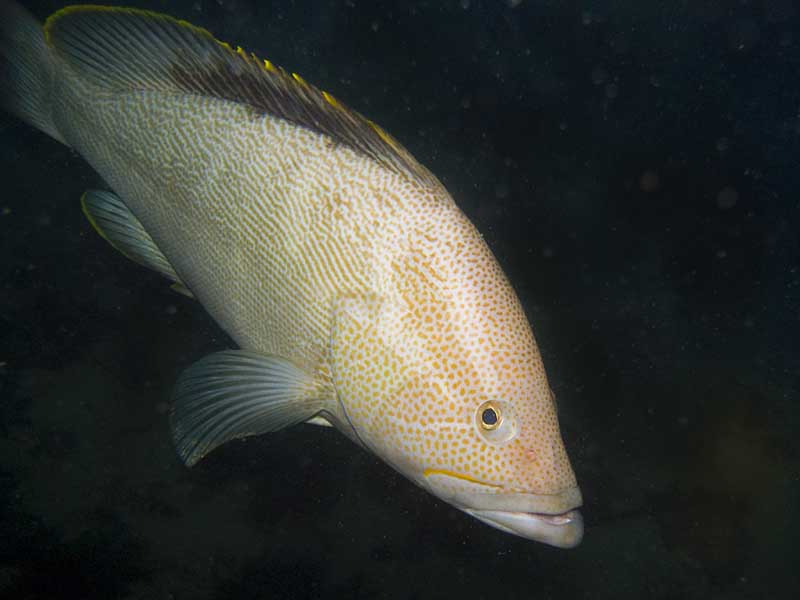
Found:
<box><xmin>420</xmin><ymin>470</ymin><xmax>583</xmax><ymax>545</ymax></box>
<box><xmin>464</xmin><ymin>508</ymin><xmax>584</xmax><ymax>548</ymax></box>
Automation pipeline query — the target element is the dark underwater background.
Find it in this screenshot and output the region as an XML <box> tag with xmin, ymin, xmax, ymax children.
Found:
<box><xmin>1</xmin><ymin>0</ymin><xmax>798</xmax><ymax>598</ymax></box>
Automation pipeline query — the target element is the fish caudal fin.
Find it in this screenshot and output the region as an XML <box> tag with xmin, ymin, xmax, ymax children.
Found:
<box><xmin>0</xmin><ymin>1</ymin><xmax>64</xmax><ymax>143</ymax></box>
<box><xmin>81</xmin><ymin>189</ymin><xmax>193</xmax><ymax>297</ymax></box>
<box><xmin>171</xmin><ymin>351</ymin><xmax>329</xmax><ymax>467</ymax></box>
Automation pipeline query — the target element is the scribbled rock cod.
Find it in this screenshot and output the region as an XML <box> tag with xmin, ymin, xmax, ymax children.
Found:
<box><xmin>0</xmin><ymin>2</ymin><xmax>583</xmax><ymax>547</ymax></box>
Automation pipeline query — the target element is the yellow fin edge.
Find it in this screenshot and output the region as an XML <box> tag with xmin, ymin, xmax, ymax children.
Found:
<box><xmin>80</xmin><ymin>190</ymin><xmax>110</xmax><ymax>244</ymax></box>
<box><xmin>43</xmin><ymin>5</ymin><xmax>217</xmax><ymax>47</ymax></box>
<box><xmin>80</xmin><ymin>191</ymin><xmax>135</xmax><ymax>262</ymax></box>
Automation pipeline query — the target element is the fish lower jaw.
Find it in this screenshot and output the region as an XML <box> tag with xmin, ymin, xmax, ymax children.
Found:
<box><xmin>463</xmin><ymin>508</ymin><xmax>584</xmax><ymax>548</ymax></box>
<box><xmin>525</xmin><ymin>508</ymin><xmax>581</xmax><ymax>526</ymax></box>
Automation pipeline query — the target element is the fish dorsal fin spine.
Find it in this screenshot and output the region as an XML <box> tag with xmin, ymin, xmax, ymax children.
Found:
<box><xmin>44</xmin><ymin>6</ymin><xmax>437</xmax><ymax>186</ymax></box>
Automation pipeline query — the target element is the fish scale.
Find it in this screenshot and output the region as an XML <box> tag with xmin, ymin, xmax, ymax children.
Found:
<box><xmin>0</xmin><ymin>1</ymin><xmax>583</xmax><ymax>547</ymax></box>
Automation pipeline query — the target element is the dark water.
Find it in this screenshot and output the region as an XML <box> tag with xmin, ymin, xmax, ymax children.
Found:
<box><xmin>1</xmin><ymin>1</ymin><xmax>798</xmax><ymax>598</ymax></box>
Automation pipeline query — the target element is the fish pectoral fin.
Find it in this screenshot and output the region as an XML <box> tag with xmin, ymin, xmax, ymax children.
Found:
<box><xmin>81</xmin><ymin>190</ymin><xmax>193</xmax><ymax>298</ymax></box>
<box><xmin>170</xmin><ymin>350</ymin><xmax>327</xmax><ymax>467</ymax></box>
<box><xmin>169</xmin><ymin>282</ymin><xmax>195</xmax><ymax>299</ymax></box>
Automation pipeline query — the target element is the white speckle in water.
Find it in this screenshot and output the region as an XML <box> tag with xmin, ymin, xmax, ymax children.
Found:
<box><xmin>717</xmin><ymin>186</ymin><xmax>738</xmax><ymax>209</ymax></box>
<box><xmin>591</xmin><ymin>66</ymin><xmax>607</xmax><ymax>85</ymax></box>
<box><xmin>639</xmin><ymin>170</ymin><xmax>660</xmax><ymax>193</ymax></box>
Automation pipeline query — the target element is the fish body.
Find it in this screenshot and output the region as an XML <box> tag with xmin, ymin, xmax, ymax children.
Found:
<box><xmin>0</xmin><ymin>3</ymin><xmax>583</xmax><ymax>546</ymax></box>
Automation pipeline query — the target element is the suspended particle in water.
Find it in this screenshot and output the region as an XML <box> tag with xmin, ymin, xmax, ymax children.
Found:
<box><xmin>605</xmin><ymin>82</ymin><xmax>619</xmax><ymax>99</ymax></box>
<box><xmin>494</xmin><ymin>182</ymin><xmax>510</xmax><ymax>199</ymax></box>
<box><xmin>727</xmin><ymin>19</ymin><xmax>760</xmax><ymax>53</ymax></box>
<box><xmin>717</xmin><ymin>186</ymin><xmax>738</xmax><ymax>209</ymax></box>
<box><xmin>639</xmin><ymin>170</ymin><xmax>660</xmax><ymax>193</ymax></box>
<box><xmin>591</xmin><ymin>66</ymin><xmax>607</xmax><ymax>85</ymax></box>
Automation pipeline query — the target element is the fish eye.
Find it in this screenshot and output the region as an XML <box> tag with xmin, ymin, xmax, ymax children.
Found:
<box><xmin>475</xmin><ymin>400</ymin><xmax>518</xmax><ymax>443</ymax></box>
<box><xmin>478</xmin><ymin>402</ymin><xmax>501</xmax><ymax>430</ymax></box>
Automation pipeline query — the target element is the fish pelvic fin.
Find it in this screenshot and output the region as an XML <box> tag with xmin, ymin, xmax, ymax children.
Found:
<box><xmin>81</xmin><ymin>190</ymin><xmax>192</xmax><ymax>297</ymax></box>
<box><xmin>0</xmin><ymin>1</ymin><xmax>65</xmax><ymax>143</ymax></box>
<box><xmin>43</xmin><ymin>5</ymin><xmax>438</xmax><ymax>187</ymax></box>
<box><xmin>171</xmin><ymin>350</ymin><xmax>332</xmax><ymax>467</ymax></box>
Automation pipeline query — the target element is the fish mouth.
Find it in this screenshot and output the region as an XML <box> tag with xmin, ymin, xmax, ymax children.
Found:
<box><xmin>463</xmin><ymin>508</ymin><xmax>583</xmax><ymax>549</ymax></box>
<box><xmin>421</xmin><ymin>470</ymin><xmax>583</xmax><ymax>547</ymax></box>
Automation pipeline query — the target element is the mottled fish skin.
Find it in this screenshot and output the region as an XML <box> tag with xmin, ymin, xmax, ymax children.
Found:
<box><xmin>2</xmin><ymin>4</ymin><xmax>582</xmax><ymax>546</ymax></box>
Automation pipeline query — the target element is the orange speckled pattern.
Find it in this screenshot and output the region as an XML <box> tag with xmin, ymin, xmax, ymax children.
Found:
<box><xmin>330</xmin><ymin>188</ymin><xmax>577</xmax><ymax>499</ymax></box>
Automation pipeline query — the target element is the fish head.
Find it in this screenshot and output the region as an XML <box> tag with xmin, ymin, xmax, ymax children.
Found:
<box><xmin>331</xmin><ymin>215</ymin><xmax>582</xmax><ymax>548</ymax></box>
<box><xmin>385</xmin><ymin>362</ymin><xmax>582</xmax><ymax>549</ymax></box>
<box><xmin>417</xmin><ymin>390</ymin><xmax>584</xmax><ymax>549</ymax></box>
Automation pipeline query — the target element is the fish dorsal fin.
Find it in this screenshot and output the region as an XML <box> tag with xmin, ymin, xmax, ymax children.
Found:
<box><xmin>44</xmin><ymin>6</ymin><xmax>438</xmax><ymax>187</ymax></box>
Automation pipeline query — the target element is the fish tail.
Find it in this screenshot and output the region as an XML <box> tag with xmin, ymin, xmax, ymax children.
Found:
<box><xmin>0</xmin><ymin>1</ymin><xmax>64</xmax><ymax>143</ymax></box>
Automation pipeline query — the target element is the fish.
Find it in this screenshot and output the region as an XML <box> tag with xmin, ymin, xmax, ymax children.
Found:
<box><xmin>0</xmin><ymin>2</ymin><xmax>583</xmax><ymax>547</ymax></box>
